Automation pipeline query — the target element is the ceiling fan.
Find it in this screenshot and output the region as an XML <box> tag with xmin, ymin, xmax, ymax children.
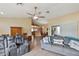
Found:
<box><xmin>27</xmin><ymin>6</ymin><xmax>49</xmax><ymax>20</ymax></box>
<box><xmin>16</xmin><ymin>3</ymin><xmax>49</xmax><ymax>20</ymax></box>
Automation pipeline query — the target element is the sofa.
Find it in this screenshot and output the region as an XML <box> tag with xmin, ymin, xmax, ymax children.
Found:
<box><xmin>0</xmin><ymin>36</ymin><xmax>5</xmax><ymax>56</ymax></box>
<box><xmin>0</xmin><ymin>35</ymin><xmax>30</xmax><ymax>56</ymax></box>
<box><xmin>40</xmin><ymin>35</ymin><xmax>79</xmax><ymax>56</ymax></box>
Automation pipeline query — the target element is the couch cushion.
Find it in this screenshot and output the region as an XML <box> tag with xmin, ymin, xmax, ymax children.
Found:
<box><xmin>64</xmin><ymin>37</ymin><xmax>79</xmax><ymax>46</ymax></box>
<box><xmin>53</xmin><ymin>39</ymin><xmax>64</xmax><ymax>45</ymax></box>
<box><xmin>69</xmin><ymin>40</ymin><xmax>79</xmax><ymax>51</ymax></box>
<box><xmin>63</xmin><ymin>38</ymin><xmax>70</xmax><ymax>46</ymax></box>
<box><xmin>42</xmin><ymin>36</ymin><xmax>50</xmax><ymax>44</ymax></box>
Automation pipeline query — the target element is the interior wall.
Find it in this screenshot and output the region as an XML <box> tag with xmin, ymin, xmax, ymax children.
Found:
<box><xmin>0</xmin><ymin>17</ymin><xmax>32</xmax><ymax>35</ymax></box>
<box><xmin>60</xmin><ymin>22</ymin><xmax>77</xmax><ymax>37</ymax></box>
<box><xmin>48</xmin><ymin>11</ymin><xmax>79</xmax><ymax>37</ymax></box>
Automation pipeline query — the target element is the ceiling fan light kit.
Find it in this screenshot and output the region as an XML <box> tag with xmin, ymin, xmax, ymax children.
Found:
<box><xmin>33</xmin><ymin>16</ymin><xmax>39</xmax><ymax>20</ymax></box>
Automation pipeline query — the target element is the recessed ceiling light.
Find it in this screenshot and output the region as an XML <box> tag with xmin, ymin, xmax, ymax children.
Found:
<box><xmin>0</xmin><ymin>11</ymin><xmax>4</xmax><ymax>15</ymax></box>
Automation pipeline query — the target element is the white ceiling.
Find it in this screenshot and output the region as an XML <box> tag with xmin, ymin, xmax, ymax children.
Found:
<box><xmin>0</xmin><ymin>3</ymin><xmax>79</xmax><ymax>24</ymax></box>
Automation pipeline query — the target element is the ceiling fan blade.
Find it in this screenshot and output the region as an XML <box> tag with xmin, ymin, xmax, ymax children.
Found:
<box><xmin>38</xmin><ymin>16</ymin><xmax>45</xmax><ymax>18</ymax></box>
<box><xmin>27</xmin><ymin>13</ymin><xmax>33</xmax><ymax>16</ymax></box>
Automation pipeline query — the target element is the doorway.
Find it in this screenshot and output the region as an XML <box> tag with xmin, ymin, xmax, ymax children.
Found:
<box><xmin>31</xmin><ymin>25</ymin><xmax>43</xmax><ymax>48</ymax></box>
<box><xmin>10</xmin><ymin>27</ymin><xmax>22</xmax><ymax>36</ymax></box>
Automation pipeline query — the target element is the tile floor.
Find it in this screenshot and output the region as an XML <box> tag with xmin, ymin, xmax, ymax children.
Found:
<box><xmin>23</xmin><ymin>36</ymin><xmax>61</xmax><ymax>56</ymax></box>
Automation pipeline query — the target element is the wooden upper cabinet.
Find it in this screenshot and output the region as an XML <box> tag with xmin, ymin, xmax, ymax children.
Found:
<box><xmin>10</xmin><ymin>27</ymin><xmax>22</xmax><ymax>36</ymax></box>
